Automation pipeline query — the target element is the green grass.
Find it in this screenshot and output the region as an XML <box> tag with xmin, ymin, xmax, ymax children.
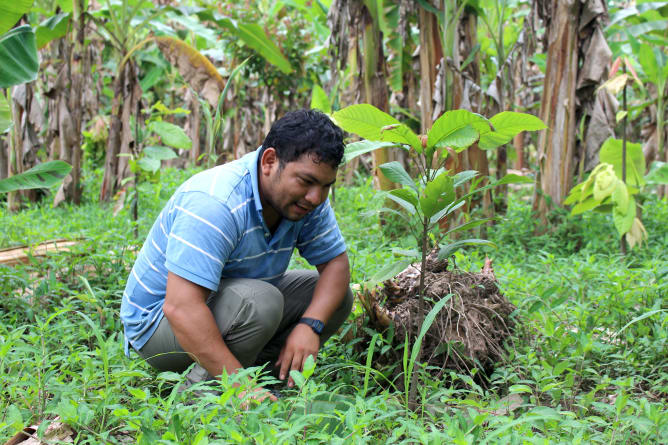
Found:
<box><xmin>0</xmin><ymin>170</ymin><xmax>666</xmax><ymax>444</ymax></box>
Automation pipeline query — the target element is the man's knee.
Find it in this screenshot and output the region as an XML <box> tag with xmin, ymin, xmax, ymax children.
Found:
<box><xmin>212</xmin><ymin>279</ymin><xmax>284</xmax><ymax>337</ymax></box>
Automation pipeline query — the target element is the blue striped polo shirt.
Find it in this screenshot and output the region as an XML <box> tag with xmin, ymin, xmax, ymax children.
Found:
<box><xmin>120</xmin><ymin>147</ymin><xmax>347</xmax><ymax>354</ymax></box>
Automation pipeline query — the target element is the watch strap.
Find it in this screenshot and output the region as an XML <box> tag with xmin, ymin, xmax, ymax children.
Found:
<box><xmin>299</xmin><ymin>317</ymin><xmax>324</xmax><ymax>335</ymax></box>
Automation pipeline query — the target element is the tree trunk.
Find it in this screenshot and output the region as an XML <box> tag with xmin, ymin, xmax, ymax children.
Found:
<box><xmin>361</xmin><ymin>5</ymin><xmax>395</xmax><ymax>192</ymax></box>
<box><xmin>100</xmin><ymin>60</ymin><xmax>141</xmax><ymax>201</ymax></box>
<box><xmin>535</xmin><ymin>0</ymin><xmax>580</xmax><ymax>215</ymax></box>
<box><xmin>418</xmin><ymin>4</ymin><xmax>443</xmax><ymax>134</ymax></box>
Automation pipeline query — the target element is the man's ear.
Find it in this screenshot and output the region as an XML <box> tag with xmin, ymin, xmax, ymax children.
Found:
<box><xmin>260</xmin><ymin>147</ymin><xmax>278</xmax><ymax>176</ymax></box>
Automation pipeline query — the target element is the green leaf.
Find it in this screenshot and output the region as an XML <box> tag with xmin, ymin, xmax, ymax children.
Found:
<box><xmin>638</xmin><ymin>44</ymin><xmax>660</xmax><ymax>83</ymax></box>
<box><xmin>453</xmin><ymin>170</ymin><xmax>478</xmax><ymax>188</ymax></box>
<box><xmin>571</xmin><ymin>197</ymin><xmax>603</xmax><ymax>215</ymax></box>
<box><xmin>332</xmin><ymin>104</ymin><xmax>421</xmax><ymax>150</ymax></box>
<box><xmin>0</xmin><ymin>91</ymin><xmax>10</xmax><ymax>134</ymax></box>
<box><xmin>442</xmin><ymin>218</ymin><xmax>494</xmax><ymax>237</ymax></box>
<box><xmin>405</xmin><ymin>294</ymin><xmax>453</xmax><ymax>396</ymax></box>
<box><xmin>612</xmin><ymin>194</ymin><xmax>636</xmax><ymax>237</ymax></box>
<box><xmin>420</xmin><ymin>171</ymin><xmax>455</xmax><ymax>219</ymax></box>
<box><xmin>434</xmin><ymin>125</ymin><xmax>479</xmax><ymax>151</ymax></box>
<box><xmin>150</xmin><ymin>121</ymin><xmax>192</xmax><ymax>150</ymax></box>
<box><xmin>343</xmin><ymin>140</ymin><xmax>395</xmax><ymax>164</ymax></box>
<box><xmin>302</xmin><ymin>354</ymin><xmax>316</xmax><ymax>380</ymax></box>
<box><xmin>143</xmin><ymin>145</ymin><xmax>177</xmax><ymax>160</ymax></box>
<box><xmin>386</xmin><ymin>190</ymin><xmax>417</xmax><ymax>215</ymax></box>
<box><xmin>310</xmin><ymin>84</ymin><xmax>331</xmax><ymax>114</ymax></box>
<box><xmin>289</xmin><ymin>369</ymin><xmax>306</xmax><ymax>388</ymax></box>
<box><xmin>645</xmin><ymin>161</ymin><xmax>668</xmax><ymax>184</ymax></box>
<box><xmin>0</xmin><ymin>160</ymin><xmax>72</xmax><ymax>193</ymax></box>
<box><xmin>479</xmin><ymin>112</ymin><xmax>546</xmax><ymax>150</ymax></box>
<box><xmin>599</xmin><ymin>138</ymin><xmax>645</xmax><ymax>187</ymax></box>
<box><xmin>611</xmin><ymin>180</ymin><xmax>629</xmax><ymax>210</ymax></box>
<box><xmin>137</xmin><ymin>157</ymin><xmax>160</xmax><ymax>173</ymax></box>
<box><xmin>495</xmin><ymin>173</ymin><xmax>534</xmax><ymax>185</ymax></box>
<box><xmin>379</xmin><ymin>161</ymin><xmax>415</xmax><ymax>189</ymax></box>
<box><xmin>391</xmin><ymin>248</ymin><xmax>419</xmax><ymax>258</ymax></box>
<box><xmin>234</xmin><ymin>23</ymin><xmax>293</xmax><ymax>74</ymax></box>
<box><xmin>389</xmin><ymin>188</ymin><xmax>418</xmax><ymax>212</ymax></box>
<box><xmin>0</xmin><ymin>0</ymin><xmax>33</xmax><ymax>35</ymax></box>
<box><xmin>35</xmin><ymin>12</ymin><xmax>71</xmax><ymax>49</ymax></box>
<box><xmin>429</xmin><ymin>200</ymin><xmax>465</xmax><ymax>225</ymax></box>
<box><xmin>368</xmin><ymin>259</ymin><xmax>413</xmax><ymax>284</ymax></box>
<box><xmin>0</xmin><ymin>25</ymin><xmax>39</xmax><ymax>88</ymax></box>
<box><xmin>427</xmin><ymin>109</ymin><xmax>489</xmax><ymax>150</ymax></box>
<box><xmin>438</xmin><ymin>239</ymin><xmax>496</xmax><ymax>259</ymax></box>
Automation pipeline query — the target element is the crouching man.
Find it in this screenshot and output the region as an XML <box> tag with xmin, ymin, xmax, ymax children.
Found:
<box><xmin>120</xmin><ymin>109</ymin><xmax>352</xmax><ymax>401</ymax></box>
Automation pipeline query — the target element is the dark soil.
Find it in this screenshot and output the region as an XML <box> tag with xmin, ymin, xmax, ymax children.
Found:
<box><xmin>356</xmin><ymin>251</ymin><xmax>516</xmax><ymax>382</ymax></box>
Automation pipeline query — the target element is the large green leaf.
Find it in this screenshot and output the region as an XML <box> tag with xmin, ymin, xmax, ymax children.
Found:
<box><xmin>235</xmin><ymin>23</ymin><xmax>293</xmax><ymax>74</ymax></box>
<box><xmin>427</xmin><ymin>109</ymin><xmax>489</xmax><ymax>150</ymax></box>
<box><xmin>0</xmin><ymin>25</ymin><xmax>39</xmax><ymax>88</ymax></box>
<box><xmin>35</xmin><ymin>13</ymin><xmax>71</xmax><ymax>49</ymax></box>
<box><xmin>496</xmin><ymin>173</ymin><xmax>535</xmax><ymax>185</ymax></box>
<box><xmin>571</xmin><ymin>196</ymin><xmax>603</xmax><ymax>215</ymax></box>
<box><xmin>332</xmin><ymin>104</ymin><xmax>421</xmax><ymax>150</ymax></box>
<box><xmin>343</xmin><ymin>140</ymin><xmax>395</xmax><ymax>164</ymax></box>
<box><xmin>0</xmin><ymin>0</ymin><xmax>33</xmax><ymax>35</ymax></box>
<box><xmin>435</xmin><ymin>125</ymin><xmax>479</xmax><ymax>152</ymax></box>
<box><xmin>645</xmin><ymin>161</ymin><xmax>668</xmax><ymax>185</ymax></box>
<box><xmin>143</xmin><ymin>145</ymin><xmax>177</xmax><ymax>160</ymax></box>
<box><xmin>0</xmin><ymin>92</ymin><xmax>10</xmax><ymax>134</ymax></box>
<box><xmin>310</xmin><ymin>84</ymin><xmax>331</xmax><ymax>114</ymax></box>
<box><xmin>420</xmin><ymin>171</ymin><xmax>455</xmax><ymax>219</ymax></box>
<box><xmin>150</xmin><ymin>121</ymin><xmax>192</xmax><ymax>150</ymax></box>
<box><xmin>0</xmin><ymin>160</ymin><xmax>71</xmax><ymax>193</ymax></box>
<box><xmin>388</xmin><ymin>188</ymin><xmax>418</xmax><ymax>215</ymax></box>
<box><xmin>479</xmin><ymin>112</ymin><xmax>547</xmax><ymax>150</ymax></box>
<box><xmin>379</xmin><ymin>161</ymin><xmax>415</xmax><ymax>190</ymax></box>
<box><xmin>613</xmin><ymin>194</ymin><xmax>636</xmax><ymax>237</ymax></box>
<box><xmin>599</xmin><ymin>137</ymin><xmax>645</xmax><ymax>187</ymax></box>
<box><xmin>368</xmin><ymin>259</ymin><xmax>413</xmax><ymax>284</ymax></box>
<box><xmin>137</xmin><ymin>157</ymin><xmax>161</xmax><ymax>173</ymax></box>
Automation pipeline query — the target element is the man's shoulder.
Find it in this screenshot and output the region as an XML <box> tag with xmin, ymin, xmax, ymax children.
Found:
<box><xmin>179</xmin><ymin>157</ymin><xmax>253</xmax><ymax>206</ymax></box>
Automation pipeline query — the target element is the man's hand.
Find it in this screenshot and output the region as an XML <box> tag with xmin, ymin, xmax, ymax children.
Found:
<box><xmin>238</xmin><ymin>384</ymin><xmax>278</xmax><ymax>409</ymax></box>
<box><xmin>275</xmin><ymin>323</ymin><xmax>320</xmax><ymax>387</ymax></box>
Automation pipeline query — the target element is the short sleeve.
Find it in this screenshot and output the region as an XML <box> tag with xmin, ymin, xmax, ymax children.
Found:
<box><xmin>297</xmin><ymin>199</ymin><xmax>346</xmax><ymax>266</ymax></box>
<box><xmin>165</xmin><ymin>192</ymin><xmax>238</xmax><ymax>290</ymax></box>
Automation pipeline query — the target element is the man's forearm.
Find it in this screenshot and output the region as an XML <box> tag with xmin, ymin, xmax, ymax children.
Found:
<box><xmin>305</xmin><ymin>252</ymin><xmax>351</xmax><ymax>323</ymax></box>
<box><xmin>165</xmin><ymin>301</ymin><xmax>243</xmax><ymax>377</ymax></box>
<box><xmin>163</xmin><ymin>272</ymin><xmax>242</xmax><ymax>378</ymax></box>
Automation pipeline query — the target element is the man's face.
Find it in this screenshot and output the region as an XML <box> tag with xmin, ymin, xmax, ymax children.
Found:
<box><xmin>261</xmin><ymin>149</ymin><xmax>337</xmax><ymax>221</ymax></box>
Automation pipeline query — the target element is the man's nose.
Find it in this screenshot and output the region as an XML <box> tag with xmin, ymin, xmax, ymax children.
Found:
<box><xmin>305</xmin><ymin>186</ymin><xmax>323</xmax><ymax>206</ymax></box>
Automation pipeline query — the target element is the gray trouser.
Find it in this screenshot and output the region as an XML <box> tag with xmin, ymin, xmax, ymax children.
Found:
<box><xmin>136</xmin><ymin>270</ymin><xmax>353</xmax><ymax>383</ymax></box>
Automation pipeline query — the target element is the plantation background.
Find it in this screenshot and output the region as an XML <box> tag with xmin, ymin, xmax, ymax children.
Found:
<box><xmin>1</xmin><ymin>0</ymin><xmax>667</xmax><ymax>443</ymax></box>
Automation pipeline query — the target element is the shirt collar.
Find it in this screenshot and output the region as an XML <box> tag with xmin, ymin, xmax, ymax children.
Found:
<box><xmin>248</xmin><ymin>146</ymin><xmax>264</xmax><ymax>214</ymax></box>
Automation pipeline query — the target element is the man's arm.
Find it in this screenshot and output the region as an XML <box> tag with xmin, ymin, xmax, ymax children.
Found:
<box><xmin>162</xmin><ymin>271</ymin><xmax>243</xmax><ymax>377</ymax></box>
<box><xmin>276</xmin><ymin>251</ymin><xmax>350</xmax><ymax>385</ymax></box>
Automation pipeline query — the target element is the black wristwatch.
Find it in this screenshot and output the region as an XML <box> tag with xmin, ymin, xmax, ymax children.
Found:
<box><xmin>299</xmin><ymin>317</ymin><xmax>324</xmax><ymax>335</ymax></box>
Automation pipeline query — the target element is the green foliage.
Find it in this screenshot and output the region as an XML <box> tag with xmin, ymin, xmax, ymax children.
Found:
<box><xmin>565</xmin><ymin>136</ymin><xmax>662</xmax><ymax>248</ymax></box>
<box><xmin>0</xmin><ymin>0</ymin><xmax>33</xmax><ymax>35</ymax></box>
<box><xmin>0</xmin><ymin>161</ymin><xmax>72</xmax><ymax>193</ymax></box>
<box><xmin>34</xmin><ymin>12</ymin><xmax>70</xmax><ymax>49</ymax></box>
<box><xmin>0</xmin><ymin>25</ymin><xmax>39</xmax><ymax>88</ymax></box>
<box><xmin>0</xmin><ymin>92</ymin><xmax>10</xmax><ymax>134</ymax></box>
<box><xmin>0</xmin><ymin>167</ymin><xmax>666</xmax><ymax>443</ymax></box>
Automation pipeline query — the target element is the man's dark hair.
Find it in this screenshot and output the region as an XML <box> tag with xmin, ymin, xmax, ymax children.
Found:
<box><xmin>261</xmin><ymin>109</ymin><xmax>344</xmax><ymax>168</ymax></box>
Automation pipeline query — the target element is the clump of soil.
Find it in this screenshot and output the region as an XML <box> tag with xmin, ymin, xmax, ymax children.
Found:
<box><xmin>356</xmin><ymin>251</ymin><xmax>515</xmax><ymax>380</ymax></box>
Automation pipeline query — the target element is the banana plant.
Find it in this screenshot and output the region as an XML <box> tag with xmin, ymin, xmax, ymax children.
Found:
<box><xmin>0</xmin><ymin>3</ymin><xmax>76</xmax><ymax>200</ymax></box>
<box><xmin>331</xmin><ymin>103</ymin><xmax>544</xmax><ymax>405</ymax></box>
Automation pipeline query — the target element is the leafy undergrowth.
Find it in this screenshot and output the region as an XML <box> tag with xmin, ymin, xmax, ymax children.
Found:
<box><xmin>0</xmin><ymin>172</ymin><xmax>666</xmax><ymax>444</ymax></box>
